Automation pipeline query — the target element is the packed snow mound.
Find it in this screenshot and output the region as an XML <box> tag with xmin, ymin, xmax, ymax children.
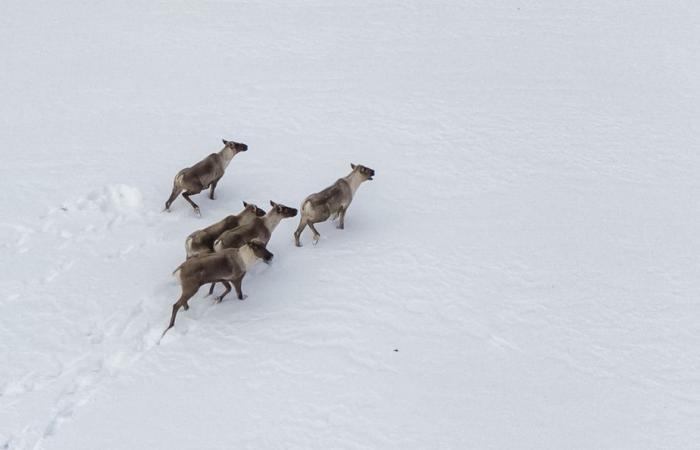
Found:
<box><xmin>65</xmin><ymin>185</ymin><xmax>143</xmax><ymax>214</ymax></box>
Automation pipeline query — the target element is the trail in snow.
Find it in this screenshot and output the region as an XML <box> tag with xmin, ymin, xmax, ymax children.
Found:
<box><xmin>0</xmin><ymin>186</ymin><xmax>164</xmax><ymax>449</ymax></box>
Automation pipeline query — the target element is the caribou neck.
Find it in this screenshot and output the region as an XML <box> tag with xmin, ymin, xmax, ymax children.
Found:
<box><xmin>263</xmin><ymin>211</ymin><xmax>284</xmax><ymax>232</ymax></box>
<box><xmin>219</xmin><ymin>147</ymin><xmax>237</xmax><ymax>169</ymax></box>
<box><xmin>238</xmin><ymin>211</ymin><xmax>258</xmax><ymax>226</ymax></box>
<box><xmin>343</xmin><ymin>171</ymin><xmax>365</xmax><ymax>196</ymax></box>
<box><xmin>237</xmin><ymin>245</ymin><xmax>260</xmax><ymax>271</ymax></box>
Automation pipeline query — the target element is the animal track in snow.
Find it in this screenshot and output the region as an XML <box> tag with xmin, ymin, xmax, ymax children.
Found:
<box><xmin>3</xmin><ymin>184</ymin><xmax>172</xmax><ymax>449</ymax></box>
<box><xmin>43</xmin><ymin>260</ymin><xmax>75</xmax><ymax>284</ymax></box>
<box><xmin>0</xmin><ymin>223</ymin><xmax>35</xmax><ymax>254</ymax></box>
<box><xmin>28</xmin><ymin>295</ymin><xmax>163</xmax><ymax>449</ymax></box>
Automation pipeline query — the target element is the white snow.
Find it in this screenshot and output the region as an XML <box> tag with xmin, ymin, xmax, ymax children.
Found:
<box><xmin>2</xmin><ymin>1</ymin><xmax>700</xmax><ymax>449</ymax></box>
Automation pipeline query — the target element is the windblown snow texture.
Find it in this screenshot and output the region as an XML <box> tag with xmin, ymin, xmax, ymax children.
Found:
<box><xmin>1</xmin><ymin>1</ymin><xmax>699</xmax><ymax>449</ymax></box>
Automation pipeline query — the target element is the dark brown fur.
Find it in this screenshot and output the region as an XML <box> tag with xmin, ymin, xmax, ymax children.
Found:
<box><xmin>206</xmin><ymin>201</ymin><xmax>297</xmax><ymax>296</ymax></box>
<box><xmin>164</xmin><ymin>139</ymin><xmax>248</xmax><ymax>214</ymax></box>
<box><xmin>185</xmin><ymin>202</ymin><xmax>265</xmax><ymax>258</ymax></box>
<box><xmin>294</xmin><ymin>164</ymin><xmax>374</xmax><ymax>246</ymax></box>
<box><xmin>214</xmin><ymin>201</ymin><xmax>298</xmax><ymax>251</ymax></box>
<box><xmin>162</xmin><ymin>242</ymin><xmax>273</xmax><ymax>338</ymax></box>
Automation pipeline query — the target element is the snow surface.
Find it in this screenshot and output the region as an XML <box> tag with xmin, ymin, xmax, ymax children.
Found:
<box><xmin>2</xmin><ymin>1</ymin><xmax>700</xmax><ymax>448</ymax></box>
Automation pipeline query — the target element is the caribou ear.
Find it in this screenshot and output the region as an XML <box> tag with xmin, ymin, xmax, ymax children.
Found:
<box><xmin>269</xmin><ymin>200</ymin><xmax>277</xmax><ymax>208</ymax></box>
<box><xmin>351</xmin><ymin>163</ymin><xmax>357</xmax><ymax>170</ymax></box>
<box><xmin>222</xmin><ymin>139</ymin><xmax>229</xmax><ymax>145</ymax></box>
<box><xmin>243</xmin><ymin>201</ymin><xmax>249</xmax><ymax>208</ymax></box>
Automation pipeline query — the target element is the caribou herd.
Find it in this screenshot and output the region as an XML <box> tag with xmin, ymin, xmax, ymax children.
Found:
<box><xmin>162</xmin><ymin>139</ymin><xmax>375</xmax><ymax>337</ymax></box>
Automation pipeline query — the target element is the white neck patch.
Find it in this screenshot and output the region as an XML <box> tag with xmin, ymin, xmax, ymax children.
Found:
<box><xmin>263</xmin><ymin>211</ymin><xmax>284</xmax><ymax>232</ymax></box>
<box><xmin>344</xmin><ymin>171</ymin><xmax>365</xmax><ymax>196</ymax></box>
<box><xmin>219</xmin><ymin>147</ymin><xmax>236</xmax><ymax>169</ymax></box>
<box><xmin>238</xmin><ymin>245</ymin><xmax>260</xmax><ymax>271</ymax></box>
